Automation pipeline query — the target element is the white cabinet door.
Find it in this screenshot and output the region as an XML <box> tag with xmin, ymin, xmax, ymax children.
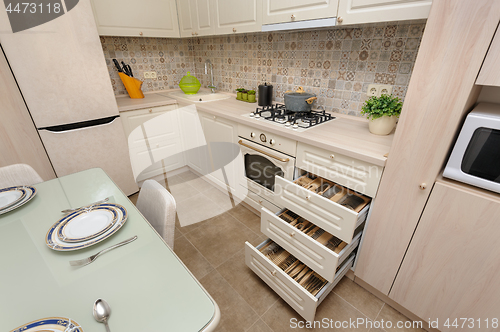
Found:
<box><xmin>90</xmin><ymin>0</ymin><xmax>180</xmax><ymax>37</ymax></box>
<box><xmin>178</xmin><ymin>107</ymin><xmax>211</xmax><ymax>176</ymax></box>
<box><xmin>177</xmin><ymin>0</ymin><xmax>216</xmax><ymax>37</ymax></box>
<box><xmin>263</xmin><ymin>0</ymin><xmax>339</xmax><ymax>24</ymax></box>
<box><xmin>199</xmin><ymin>113</ymin><xmax>242</xmax><ymax>192</ymax></box>
<box><xmin>213</xmin><ymin>0</ymin><xmax>262</xmax><ymax>34</ymax></box>
<box><xmin>337</xmin><ymin>0</ymin><xmax>432</xmax><ymax>26</ymax></box>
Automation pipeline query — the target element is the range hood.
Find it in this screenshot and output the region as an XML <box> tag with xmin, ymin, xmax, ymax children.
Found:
<box><xmin>261</xmin><ymin>17</ymin><xmax>337</xmax><ymax>32</ymax></box>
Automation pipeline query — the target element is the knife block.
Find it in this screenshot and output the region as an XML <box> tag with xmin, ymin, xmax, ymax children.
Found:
<box><xmin>119</xmin><ymin>72</ymin><xmax>144</xmax><ymax>99</ymax></box>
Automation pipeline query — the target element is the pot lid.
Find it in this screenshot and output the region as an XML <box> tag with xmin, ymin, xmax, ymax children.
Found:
<box><xmin>179</xmin><ymin>72</ymin><xmax>200</xmax><ymax>86</ymax></box>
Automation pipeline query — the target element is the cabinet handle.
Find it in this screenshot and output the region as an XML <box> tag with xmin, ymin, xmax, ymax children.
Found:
<box><xmin>258</xmin><ymin>200</ymin><xmax>263</xmax><ymax>204</ymax></box>
<box><xmin>238</xmin><ymin>140</ymin><xmax>290</xmax><ymax>162</ymax></box>
<box><xmin>156</xmin><ymin>144</ymin><xmax>159</xmax><ymax>148</ymax></box>
<box><xmin>419</xmin><ymin>183</ymin><xmax>427</xmax><ymax>190</ymax></box>
<box><xmin>305</xmin><ymin>195</ymin><xmax>311</xmax><ymax>200</ymax></box>
<box><xmin>330</xmin><ymin>154</ymin><xmax>334</xmax><ymax>159</ymax></box>
<box><xmin>233</xmin><ymin>28</ymin><xmax>237</xmax><ymax>33</ymax></box>
<box><xmin>195</xmin><ymin>32</ymin><xmax>198</xmax><ymax>36</ymax></box>
<box><xmin>290</xmin><ymin>231</ymin><xmax>295</xmax><ymax>237</ymax></box>
<box><xmin>291</xmin><ymin>14</ymin><xmax>296</xmax><ymax>21</ymax></box>
<box><xmin>192</xmin><ymin>32</ymin><xmax>195</xmax><ymax>36</ymax></box>
<box><xmin>337</xmin><ymin>16</ymin><xmax>343</xmax><ymax>24</ymax></box>
<box><xmin>271</xmin><ymin>270</ymin><xmax>277</xmax><ymax>276</ymax></box>
<box><xmin>139</xmin><ymin>31</ymin><xmax>143</xmax><ymax>36</ymax></box>
<box><xmin>149</xmin><ymin>109</ymin><xmax>152</xmax><ymax>113</ymax></box>
<box><xmin>213</xmin><ymin>115</ymin><xmax>216</xmax><ymax>120</ymax></box>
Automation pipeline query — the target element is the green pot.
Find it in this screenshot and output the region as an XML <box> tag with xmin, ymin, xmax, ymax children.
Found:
<box><xmin>237</xmin><ymin>92</ymin><xmax>242</xmax><ymax>100</ymax></box>
<box><xmin>248</xmin><ymin>94</ymin><xmax>256</xmax><ymax>103</ymax></box>
<box><xmin>242</xmin><ymin>93</ymin><xmax>248</xmax><ymax>101</ymax></box>
<box><xmin>179</xmin><ymin>72</ymin><xmax>201</xmax><ymax>95</ymax></box>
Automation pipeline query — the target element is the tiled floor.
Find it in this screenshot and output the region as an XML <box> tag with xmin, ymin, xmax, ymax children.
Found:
<box><xmin>129</xmin><ymin>170</ymin><xmax>426</xmax><ymax>332</ymax></box>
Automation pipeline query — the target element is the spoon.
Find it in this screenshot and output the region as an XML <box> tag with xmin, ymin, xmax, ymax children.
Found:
<box><xmin>93</xmin><ymin>298</ymin><xmax>112</xmax><ymax>332</ymax></box>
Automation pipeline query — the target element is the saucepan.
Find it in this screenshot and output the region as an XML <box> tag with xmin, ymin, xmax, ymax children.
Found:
<box><xmin>284</xmin><ymin>87</ymin><xmax>317</xmax><ymax>112</ymax></box>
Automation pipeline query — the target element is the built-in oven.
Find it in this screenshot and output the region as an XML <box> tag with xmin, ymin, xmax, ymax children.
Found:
<box><xmin>237</xmin><ymin>124</ymin><xmax>296</xmax><ymax>211</ymax></box>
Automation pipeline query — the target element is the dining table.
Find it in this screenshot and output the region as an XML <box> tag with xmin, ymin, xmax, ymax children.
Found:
<box><xmin>0</xmin><ymin>168</ymin><xmax>220</xmax><ymax>331</ymax></box>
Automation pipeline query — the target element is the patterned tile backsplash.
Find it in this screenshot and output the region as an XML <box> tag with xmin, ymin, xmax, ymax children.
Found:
<box><xmin>101</xmin><ymin>20</ymin><xmax>425</xmax><ymax>116</ymax></box>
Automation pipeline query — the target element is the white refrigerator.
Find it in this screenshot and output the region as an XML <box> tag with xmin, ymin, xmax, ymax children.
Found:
<box><xmin>0</xmin><ymin>0</ymin><xmax>138</xmax><ymax>195</ymax></box>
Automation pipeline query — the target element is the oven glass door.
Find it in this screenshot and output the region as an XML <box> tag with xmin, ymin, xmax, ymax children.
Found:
<box><xmin>244</xmin><ymin>154</ymin><xmax>284</xmax><ymax>191</ymax></box>
<box><xmin>461</xmin><ymin>127</ymin><xmax>500</xmax><ymax>182</ymax></box>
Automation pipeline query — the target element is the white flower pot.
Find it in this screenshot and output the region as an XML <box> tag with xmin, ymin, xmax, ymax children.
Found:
<box><xmin>368</xmin><ymin>116</ymin><xmax>397</xmax><ymax>135</ymax></box>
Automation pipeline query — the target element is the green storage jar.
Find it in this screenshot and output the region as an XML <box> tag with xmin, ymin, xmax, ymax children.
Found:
<box><xmin>179</xmin><ymin>72</ymin><xmax>201</xmax><ymax>95</ymax></box>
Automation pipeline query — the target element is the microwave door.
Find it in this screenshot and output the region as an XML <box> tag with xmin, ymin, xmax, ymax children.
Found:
<box><xmin>461</xmin><ymin>128</ymin><xmax>500</xmax><ymax>183</ymax></box>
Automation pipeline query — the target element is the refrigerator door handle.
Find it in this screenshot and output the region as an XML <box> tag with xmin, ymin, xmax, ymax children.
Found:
<box><xmin>38</xmin><ymin>115</ymin><xmax>120</xmax><ymax>133</ymax></box>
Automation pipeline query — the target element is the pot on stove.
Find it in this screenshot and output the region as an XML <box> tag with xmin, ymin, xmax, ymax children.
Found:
<box><xmin>284</xmin><ymin>87</ymin><xmax>317</xmax><ymax>112</ymax></box>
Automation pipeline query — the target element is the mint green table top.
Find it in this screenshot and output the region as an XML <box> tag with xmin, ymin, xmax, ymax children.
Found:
<box><xmin>0</xmin><ymin>168</ymin><xmax>217</xmax><ymax>331</ymax></box>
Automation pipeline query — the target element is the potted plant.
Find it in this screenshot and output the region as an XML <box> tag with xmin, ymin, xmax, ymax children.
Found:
<box><xmin>361</xmin><ymin>94</ymin><xmax>403</xmax><ymax>135</ymax></box>
<box><xmin>236</xmin><ymin>88</ymin><xmax>245</xmax><ymax>100</ymax></box>
<box><xmin>247</xmin><ymin>90</ymin><xmax>256</xmax><ymax>103</ymax></box>
<box><xmin>242</xmin><ymin>89</ymin><xmax>248</xmax><ymax>101</ymax></box>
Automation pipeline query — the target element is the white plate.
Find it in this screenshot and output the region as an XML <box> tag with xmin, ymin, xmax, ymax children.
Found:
<box><xmin>10</xmin><ymin>317</ymin><xmax>83</xmax><ymax>332</ymax></box>
<box><xmin>46</xmin><ymin>203</ymin><xmax>128</xmax><ymax>251</ymax></box>
<box><xmin>57</xmin><ymin>206</ymin><xmax>118</xmax><ymax>242</ymax></box>
<box><xmin>0</xmin><ymin>186</ymin><xmax>37</xmax><ymax>215</ymax></box>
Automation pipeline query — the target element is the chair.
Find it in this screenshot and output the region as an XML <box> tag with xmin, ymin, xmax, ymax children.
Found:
<box><xmin>136</xmin><ymin>179</ymin><xmax>176</xmax><ymax>249</ymax></box>
<box><xmin>0</xmin><ymin>164</ymin><xmax>43</xmax><ymax>188</ymax></box>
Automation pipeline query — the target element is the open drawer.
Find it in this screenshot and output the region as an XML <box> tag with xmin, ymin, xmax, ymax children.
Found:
<box><xmin>261</xmin><ymin>207</ymin><xmax>361</xmax><ymax>282</ymax></box>
<box><xmin>274</xmin><ymin>175</ymin><xmax>370</xmax><ymax>243</ymax></box>
<box><xmin>245</xmin><ymin>239</ymin><xmax>355</xmax><ymax>322</ymax></box>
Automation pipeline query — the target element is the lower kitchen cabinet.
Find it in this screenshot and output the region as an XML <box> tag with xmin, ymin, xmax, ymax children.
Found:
<box><xmin>389</xmin><ymin>179</ymin><xmax>500</xmax><ymax>328</ymax></box>
<box><xmin>245</xmin><ymin>239</ymin><xmax>355</xmax><ymax>321</ymax></box>
<box><xmin>199</xmin><ymin>112</ymin><xmax>243</xmax><ymax>193</ymax></box>
<box><xmin>120</xmin><ymin>104</ymin><xmax>184</xmax><ymax>182</ymax></box>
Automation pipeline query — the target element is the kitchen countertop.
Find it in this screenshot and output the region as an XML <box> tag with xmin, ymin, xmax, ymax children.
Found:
<box><xmin>116</xmin><ymin>92</ymin><xmax>177</xmax><ymax>112</ymax></box>
<box><xmin>116</xmin><ymin>89</ymin><xmax>394</xmax><ymax>167</ymax></box>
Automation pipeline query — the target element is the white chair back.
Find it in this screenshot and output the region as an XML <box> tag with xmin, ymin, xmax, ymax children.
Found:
<box><xmin>0</xmin><ymin>164</ymin><xmax>43</xmax><ymax>188</ymax></box>
<box><xmin>136</xmin><ymin>180</ymin><xmax>176</xmax><ymax>249</ymax></box>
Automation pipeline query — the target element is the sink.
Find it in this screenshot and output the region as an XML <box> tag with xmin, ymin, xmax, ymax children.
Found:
<box><xmin>168</xmin><ymin>89</ymin><xmax>232</xmax><ymax>103</ymax></box>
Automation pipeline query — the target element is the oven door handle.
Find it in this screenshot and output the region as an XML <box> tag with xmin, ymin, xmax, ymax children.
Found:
<box><xmin>238</xmin><ymin>140</ymin><xmax>290</xmax><ymax>162</ymax></box>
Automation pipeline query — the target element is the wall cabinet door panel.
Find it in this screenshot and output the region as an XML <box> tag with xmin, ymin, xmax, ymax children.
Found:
<box><xmin>477</xmin><ymin>28</ymin><xmax>500</xmax><ymax>86</ymax></box>
<box><xmin>337</xmin><ymin>0</ymin><xmax>432</xmax><ymax>26</ymax></box>
<box><xmin>390</xmin><ymin>180</ymin><xmax>500</xmax><ymax>328</ymax></box>
<box><xmin>177</xmin><ymin>0</ymin><xmax>215</xmax><ymax>37</ymax></box>
<box><xmin>90</xmin><ymin>0</ymin><xmax>180</xmax><ymax>37</ymax></box>
<box><xmin>214</xmin><ymin>0</ymin><xmax>262</xmax><ymax>34</ymax></box>
<box><xmin>263</xmin><ymin>0</ymin><xmax>339</xmax><ymax>24</ymax></box>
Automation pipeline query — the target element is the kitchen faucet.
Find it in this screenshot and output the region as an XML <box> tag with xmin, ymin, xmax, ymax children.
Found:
<box><xmin>204</xmin><ymin>59</ymin><xmax>217</xmax><ymax>93</ymax></box>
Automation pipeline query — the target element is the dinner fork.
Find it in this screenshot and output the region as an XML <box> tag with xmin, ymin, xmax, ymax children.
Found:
<box><xmin>69</xmin><ymin>236</ymin><xmax>138</xmax><ymax>266</ymax></box>
<box><xmin>61</xmin><ymin>197</ymin><xmax>109</xmax><ymax>214</ymax></box>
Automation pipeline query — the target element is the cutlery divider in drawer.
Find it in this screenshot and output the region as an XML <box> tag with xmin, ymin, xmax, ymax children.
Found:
<box><xmin>245</xmin><ymin>239</ymin><xmax>356</xmax><ymax>321</ymax></box>
<box><xmin>261</xmin><ymin>207</ymin><xmax>362</xmax><ymax>282</ymax></box>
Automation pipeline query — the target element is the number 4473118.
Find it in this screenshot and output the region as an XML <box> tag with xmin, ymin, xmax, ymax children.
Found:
<box><xmin>443</xmin><ymin>318</ymin><xmax>498</xmax><ymax>329</ymax></box>
<box><xmin>5</xmin><ymin>2</ymin><xmax>61</xmax><ymax>14</ymax></box>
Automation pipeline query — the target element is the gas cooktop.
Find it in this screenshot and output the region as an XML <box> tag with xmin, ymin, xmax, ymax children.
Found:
<box><xmin>245</xmin><ymin>104</ymin><xmax>336</xmax><ymax>131</ymax></box>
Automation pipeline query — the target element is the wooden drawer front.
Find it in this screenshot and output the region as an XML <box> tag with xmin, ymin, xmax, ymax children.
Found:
<box><xmin>245</xmin><ymin>240</ymin><xmax>354</xmax><ymax>321</ymax></box>
<box><xmin>260</xmin><ymin>208</ymin><xmax>361</xmax><ymax>282</ymax></box>
<box><xmin>274</xmin><ymin>176</ymin><xmax>369</xmax><ymax>243</ymax></box>
<box><xmin>246</xmin><ymin>189</ymin><xmax>281</xmax><ymax>214</ymax></box>
<box><xmin>296</xmin><ymin>143</ymin><xmax>383</xmax><ymax>197</ymax></box>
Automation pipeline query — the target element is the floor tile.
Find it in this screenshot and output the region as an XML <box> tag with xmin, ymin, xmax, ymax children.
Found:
<box><xmin>178</xmin><ymin>171</ymin><xmax>214</xmax><ymax>192</ymax></box>
<box><xmin>128</xmin><ymin>192</ymin><xmax>139</xmax><ymax>205</ymax></box>
<box><xmin>202</xmin><ymin>186</ymin><xmax>238</xmax><ymax>211</ymax></box>
<box><xmin>167</xmin><ymin>181</ymin><xmax>201</xmax><ymax>203</ymax></box>
<box><xmin>333</xmin><ymin>277</ymin><xmax>385</xmax><ymax>320</ymax></box>
<box><xmin>200</xmin><ymin>270</ymin><xmax>259</xmax><ymax>332</ymax></box>
<box><xmin>184</xmin><ymin>212</ymin><xmax>261</xmax><ymax>267</ymax></box>
<box><xmin>376</xmin><ymin>304</ymin><xmax>427</xmax><ymax>331</ymax></box>
<box><xmin>246</xmin><ymin>319</ymin><xmax>273</xmax><ymax>332</ymax></box>
<box><xmin>173</xmin><ymin>236</ymin><xmax>214</xmax><ymax>280</ymax></box>
<box><xmin>261</xmin><ymin>299</ymin><xmax>308</xmax><ymax>332</ymax></box>
<box><xmin>176</xmin><ymin>192</ymin><xmax>225</xmax><ymax>228</ymax></box>
<box><xmin>217</xmin><ymin>250</ymin><xmax>280</xmax><ymax>316</ymax></box>
<box><xmin>228</xmin><ymin>204</ymin><xmax>261</xmax><ymax>234</ymax></box>
<box><xmin>314</xmin><ymin>292</ymin><xmax>371</xmax><ymax>331</ymax></box>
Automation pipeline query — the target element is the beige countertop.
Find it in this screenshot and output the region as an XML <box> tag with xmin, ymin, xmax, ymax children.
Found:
<box><xmin>118</xmin><ymin>89</ymin><xmax>394</xmax><ymax>167</ymax></box>
<box><xmin>116</xmin><ymin>92</ymin><xmax>177</xmax><ymax>112</ymax></box>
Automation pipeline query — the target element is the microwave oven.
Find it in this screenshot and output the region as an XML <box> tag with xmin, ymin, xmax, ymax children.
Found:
<box><xmin>443</xmin><ymin>103</ymin><xmax>500</xmax><ymax>194</ymax></box>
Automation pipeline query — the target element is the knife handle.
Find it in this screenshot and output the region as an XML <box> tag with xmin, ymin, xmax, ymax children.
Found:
<box><xmin>113</xmin><ymin>59</ymin><xmax>122</xmax><ymax>72</ymax></box>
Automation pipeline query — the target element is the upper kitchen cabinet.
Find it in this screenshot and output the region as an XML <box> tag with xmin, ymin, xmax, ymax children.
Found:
<box><xmin>213</xmin><ymin>0</ymin><xmax>262</xmax><ymax>34</ymax></box>
<box><xmin>477</xmin><ymin>28</ymin><xmax>500</xmax><ymax>86</ymax></box>
<box><xmin>177</xmin><ymin>0</ymin><xmax>215</xmax><ymax>37</ymax></box>
<box><xmin>262</xmin><ymin>0</ymin><xmax>339</xmax><ymax>25</ymax></box>
<box><xmin>90</xmin><ymin>0</ymin><xmax>180</xmax><ymax>37</ymax></box>
<box><xmin>337</xmin><ymin>0</ymin><xmax>432</xmax><ymax>26</ymax></box>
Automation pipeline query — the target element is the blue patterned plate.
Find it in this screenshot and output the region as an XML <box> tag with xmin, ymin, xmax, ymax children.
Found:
<box><xmin>45</xmin><ymin>203</ymin><xmax>128</xmax><ymax>251</ymax></box>
<box><xmin>10</xmin><ymin>317</ymin><xmax>83</xmax><ymax>332</ymax></box>
<box><xmin>0</xmin><ymin>186</ymin><xmax>36</xmax><ymax>216</ymax></box>
<box><xmin>57</xmin><ymin>206</ymin><xmax>119</xmax><ymax>243</ymax></box>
